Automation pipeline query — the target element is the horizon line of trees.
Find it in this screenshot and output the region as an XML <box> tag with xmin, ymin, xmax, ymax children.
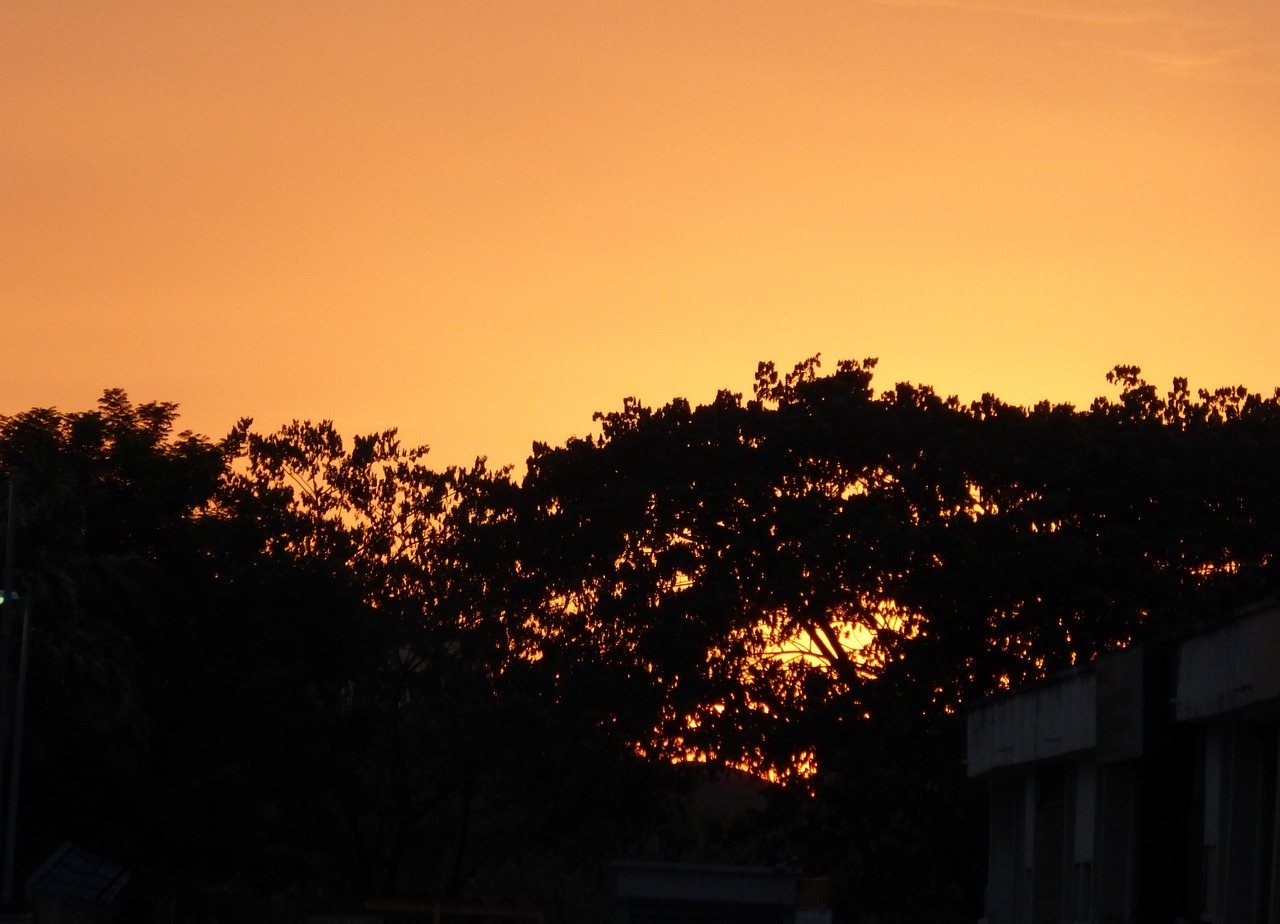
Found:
<box><xmin>1</xmin><ymin>357</ymin><xmax>1277</xmax><ymax>923</ymax></box>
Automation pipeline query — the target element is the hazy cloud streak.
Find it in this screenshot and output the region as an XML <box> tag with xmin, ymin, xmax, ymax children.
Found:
<box><xmin>865</xmin><ymin>0</ymin><xmax>1280</xmax><ymax>82</ymax></box>
<box><xmin>862</xmin><ymin>0</ymin><xmax>1158</xmax><ymax>26</ymax></box>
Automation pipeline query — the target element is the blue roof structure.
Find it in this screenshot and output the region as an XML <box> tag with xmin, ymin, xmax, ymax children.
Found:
<box><xmin>26</xmin><ymin>841</ymin><xmax>130</xmax><ymax>904</ymax></box>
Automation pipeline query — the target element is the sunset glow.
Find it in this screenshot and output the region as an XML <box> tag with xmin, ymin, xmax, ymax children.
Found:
<box><xmin>5</xmin><ymin>1</ymin><xmax>1278</xmax><ymax>467</ymax></box>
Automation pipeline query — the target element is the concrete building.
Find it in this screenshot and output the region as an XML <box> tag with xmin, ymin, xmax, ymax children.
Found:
<box><xmin>967</xmin><ymin>600</ymin><xmax>1280</xmax><ymax>923</ymax></box>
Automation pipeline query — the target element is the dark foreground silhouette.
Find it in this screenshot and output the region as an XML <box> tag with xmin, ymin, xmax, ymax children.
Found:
<box><xmin>0</xmin><ymin>360</ymin><xmax>1277</xmax><ymax>922</ymax></box>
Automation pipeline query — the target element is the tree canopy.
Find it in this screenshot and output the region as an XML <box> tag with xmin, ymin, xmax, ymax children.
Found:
<box><xmin>1</xmin><ymin>361</ymin><xmax>1277</xmax><ymax>922</ymax></box>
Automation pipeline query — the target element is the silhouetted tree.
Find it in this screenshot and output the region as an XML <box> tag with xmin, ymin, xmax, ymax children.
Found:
<box><xmin>495</xmin><ymin>357</ymin><xmax>1280</xmax><ymax>920</ymax></box>
<box><xmin>6</xmin><ymin>361</ymin><xmax>1278</xmax><ymax>924</ymax></box>
<box><xmin>0</xmin><ymin>392</ymin><xmax>228</xmax><ymax>895</ymax></box>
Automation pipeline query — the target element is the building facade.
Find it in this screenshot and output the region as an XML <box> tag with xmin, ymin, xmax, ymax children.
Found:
<box><xmin>967</xmin><ymin>601</ymin><xmax>1280</xmax><ymax>923</ymax></box>
<box><xmin>613</xmin><ymin>863</ymin><xmax>830</xmax><ymax>924</ymax></box>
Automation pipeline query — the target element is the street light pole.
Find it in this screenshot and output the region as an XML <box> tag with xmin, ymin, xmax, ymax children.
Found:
<box><xmin>2</xmin><ymin>590</ymin><xmax>29</xmax><ymax>905</ymax></box>
<box><xmin>0</xmin><ymin>475</ymin><xmax>17</xmax><ymax>907</ymax></box>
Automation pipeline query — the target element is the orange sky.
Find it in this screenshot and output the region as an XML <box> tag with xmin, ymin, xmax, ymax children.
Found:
<box><xmin>5</xmin><ymin>1</ymin><xmax>1279</xmax><ymax>469</ymax></box>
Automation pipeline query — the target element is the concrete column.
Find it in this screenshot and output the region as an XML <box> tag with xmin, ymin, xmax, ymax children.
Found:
<box><xmin>1093</xmin><ymin>763</ymin><xmax>1135</xmax><ymax>924</ymax></box>
<box><xmin>1071</xmin><ymin>763</ymin><xmax>1095</xmax><ymax>922</ymax></box>
<box><xmin>1203</xmin><ymin>725</ymin><xmax>1224</xmax><ymax>919</ymax></box>
<box><xmin>1220</xmin><ymin>724</ymin><xmax>1273</xmax><ymax>923</ymax></box>
<box><xmin>1268</xmin><ymin>725</ymin><xmax>1280</xmax><ymax>924</ymax></box>
<box><xmin>1020</xmin><ymin>772</ymin><xmax>1035</xmax><ymax>924</ymax></box>
<box><xmin>986</xmin><ymin>775</ymin><xmax>1024</xmax><ymax>924</ymax></box>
